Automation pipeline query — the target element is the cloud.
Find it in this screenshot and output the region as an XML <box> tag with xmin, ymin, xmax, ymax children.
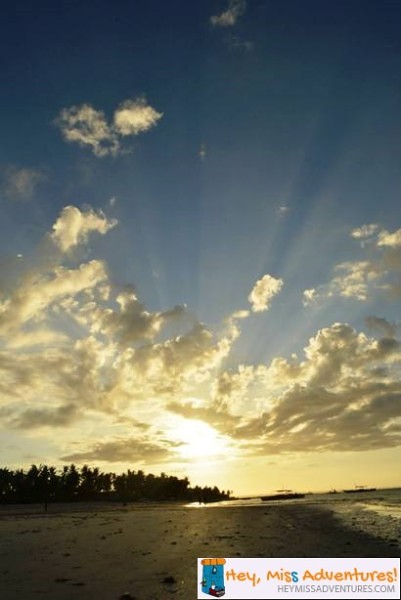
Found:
<box><xmin>61</xmin><ymin>436</ymin><xmax>181</xmax><ymax>464</ymax></box>
<box><xmin>248</xmin><ymin>274</ymin><xmax>283</xmax><ymax>312</ymax></box>
<box><xmin>0</xmin><ymin>341</ymin><xmax>103</xmax><ymax>411</ymax></box>
<box><xmin>276</xmin><ymin>205</ymin><xmax>290</xmax><ymax>216</ymax></box>
<box><xmin>50</xmin><ymin>205</ymin><xmax>117</xmax><ymax>254</ymax></box>
<box><xmin>212</xmin><ymin>322</ymin><xmax>401</xmax><ymax>453</ymax></box>
<box><xmin>365</xmin><ymin>316</ymin><xmax>397</xmax><ymax>338</ymax></box>
<box><xmin>55</xmin><ymin>104</ymin><xmax>117</xmax><ymax>157</ymax></box>
<box><xmin>303</xmin><ymin>261</ymin><xmax>380</xmax><ymax>305</ymax></box>
<box><xmin>0</xmin><ymin>204</ymin><xmax>119</xmax><ymax>424</ymax></box>
<box><xmin>7</xmin><ymin>404</ymin><xmax>79</xmax><ymax>429</ymax></box>
<box><xmin>1</xmin><ymin>166</ymin><xmax>45</xmax><ymax>200</ymax></box>
<box><xmin>87</xmin><ymin>288</ymin><xmax>187</xmax><ymax>346</ymax></box>
<box><xmin>211</xmin><ymin>0</ymin><xmax>246</xmax><ymax>27</ymax></box>
<box><xmin>350</xmin><ymin>223</ymin><xmax>380</xmax><ymax>240</ymax></box>
<box><xmin>3</xmin><ymin>204</ymin><xmax>400</xmax><ymax>464</ymax></box>
<box><xmin>167</xmin><ymin>399</ymin><xmax>240</xmax><ymax>429</ymax></box>
<box><xmin>303</xmin><ymin>224</ymin><xmax>401</xmax><ymax>305</ymax></box>
<box><xmin>0</xmin><ymin>260</ymin><xmax>109</xmax><ymax>337</ymax></box>
<box><xmin>113</xmin><ymin>98</ymin><xmax>163</xmax><ymax>136</ymax></box>
<box><xmin>377</xmin><ymin>228</ymin><xmax>401</xmax><ymax>248</ymax></box>
<box><xmin>303</xmin><ymin>288</ymin><xmax>318</xmax><ymax>306</ymax></box>
<box><xmin>109</xmin><ymin>321</ymin><xmax>239</xmax><ymax>403</ymax></box>
<box><xmin>55</xmin><ymin>97</ymin><xmax>163</xmax><ymax>157</ymax></box>
<box><xmin>0</xmin><ymin>203</ymin><xmax>246</xmax><ymax>447</ymax></box>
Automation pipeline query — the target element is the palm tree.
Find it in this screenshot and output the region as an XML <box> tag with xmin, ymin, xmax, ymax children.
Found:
<box><xmin>0</xmin><ymin>468</ymin><xmax>13</xmax><ymax>502</ymax></box>
<box><xmin>80</xmin><ymin>465</ymin><xmax>97</xmax><ymax>500</ymax></box>
<box><xmin>0</xmin><ymin>464</ymin><xmax>231</xmax><ymax>504</ymax></box>
<box><xmin>61</xmin><ymin>464</ymin><xmax>80</xmax><ymax>500</ymax></box>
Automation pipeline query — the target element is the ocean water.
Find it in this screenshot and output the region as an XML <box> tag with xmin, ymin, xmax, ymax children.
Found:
<box><xmin>187</xmin><ymin>487</ymin><xmax>401</xmax><ymax>546</ymax></box>
<box><xmin>316</xmin><ymin>488</ymin><xmax>401</xmax><ymax>546</ymax></box>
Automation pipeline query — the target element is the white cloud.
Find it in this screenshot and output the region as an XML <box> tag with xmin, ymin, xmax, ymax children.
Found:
<box><xmin>0</xmin><ymin>260</ymin><xmax>108</xmax><ymax>336</ymax></box>
<box><xmin>210</xmin><ymin>0</ymin><xmax>246</xmax><ymax>27</ymax></box>
<box><xmin>56</xmin><ymin>97</ymin><xmax>163</xmax><ymax>157</ymax></box>
<box><xmin>0</xmin><ymin>203</ymin><xmax>245</xmax><ymax>440</ymax></box>
<box><xmin>248</xmin><ymin>274</ymin><xmax>283</xmax><ymax>312</ymax></box>
<box><xmin>303</xmin><ymin>224</ymin><xmax>401</xmax><ymax>304</ymax></box>
<box><xmin>276</xmin><ymin>205</ymin><xmax>290</xmax><ymax>216</ymax></box>
<box><xmin>377</xmin><ymin>228</ymin><xmax>401</xmax><ymax>248</ymax></box>
<box><xmin>331</xmin><ymin>261</ymin><xmax>382</xmax><ymax>301</ymax></box>
<box><xmin>0</xmin><ymin>205</ymin><xmax>116</xmax><ymax>339</ymax></box>
<box><xmin>4</xmin><ymin>205</ymin><xmax>401</xmax><ymax>464</ymax></box>
<box><xmin>55</xmin><ymin>104</ymin><xmax>117</xmax><ymax>157</ymax></box>
<box><xmin>50</xmin><ymin>205</ymin><xmax>117</xmax><ymax>253</ymax></box>
<box><xmin>303</xmin><ymin>261</ymin><xmax>382</xmax><ymax>303</ymax></box>
<box><xmin>113</xmin><ymin>98</ymin><xmax>163</xmax><ymax>136</ymax></box>
<box><xmin>303</xmin><ymin>288</ymin><xmax>318</xmax><ymax>306</ymax></box>
<box><xmin>217</xmin><ymin>322</ymin><xmax>401</xmax><ymax>453</ymax></box>
<box><xmin>2</xmin><ymin>166</ymin><xmax>45</xmax><ymax>200</ymax></box>
<box><xmin>111</xmin><ymin>320</ymin><xmax>239</xmax><ymax>401</ymax></box>
<box><xmin>350</xmin><ymin>223</ymin><xmax>379</xmax><ymax>240</ymax></box>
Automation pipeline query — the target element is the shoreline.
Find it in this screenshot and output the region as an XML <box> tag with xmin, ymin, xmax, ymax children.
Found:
<box><xmin>0</xmin><ymin>500</ymin><xmax>187</xmax><ymax>517</ymax></box>
<box><xmin>1</xmin><ymin>502</ymin><xmax>399</xmax><ymax>599</ymax></box>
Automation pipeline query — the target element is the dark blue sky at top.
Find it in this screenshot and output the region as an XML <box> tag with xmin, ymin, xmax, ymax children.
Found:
<box><xmin>2</xmin><ymin>0</ymin><xmax>401</xmax><ymax>362</ymax></box>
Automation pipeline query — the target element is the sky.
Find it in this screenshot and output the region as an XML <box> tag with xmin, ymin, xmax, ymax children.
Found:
<box><xmin>1</xmin><ymin>0</ymin><xmax>401</xmax><ymax>495</ymax></box>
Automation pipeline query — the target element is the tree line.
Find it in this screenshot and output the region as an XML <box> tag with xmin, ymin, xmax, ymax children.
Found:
<box><xmin>0</xmin><ymin>464</ymin><xmax>231</xmax><ymax>504</ymax></box>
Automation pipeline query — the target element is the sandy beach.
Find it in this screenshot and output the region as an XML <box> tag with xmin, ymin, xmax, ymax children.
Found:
<box><xmin>0</xmin><ymin>502</ymin><xmax>399</xmax><ymax>600</ymax></box>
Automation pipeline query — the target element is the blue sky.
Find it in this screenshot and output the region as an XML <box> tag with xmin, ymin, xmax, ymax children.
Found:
<box><xmin>1</xmin><ymin>1</ymin><xmax>401</xmax><ymax>494</ymax></box>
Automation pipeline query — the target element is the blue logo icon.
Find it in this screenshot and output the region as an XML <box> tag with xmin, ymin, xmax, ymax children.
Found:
<box><xmin>201</xmin><ymin>558</ymin><xmax>226</xmax><ymax>597</ymax></box>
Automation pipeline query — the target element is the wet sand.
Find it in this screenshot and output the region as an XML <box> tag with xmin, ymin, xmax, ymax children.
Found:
<box><xmin>0</xmin><ymin>502</ymin><xmax>399</xmax><ymax>600</ymax></box>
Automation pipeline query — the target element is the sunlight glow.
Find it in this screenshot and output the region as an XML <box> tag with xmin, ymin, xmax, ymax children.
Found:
<box><xmin>169</xmin><ymin>418</ymin><xmax>230</xmax><ymax>460</ymax></box>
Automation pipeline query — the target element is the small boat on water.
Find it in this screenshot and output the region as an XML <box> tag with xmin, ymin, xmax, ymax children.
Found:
<box><xmin>343</xmin><ymin>486</ymin><xmax>377</xmax><ymax>493</ymax></box>
<box><xmin>261</xmin><ymin>489</ymin><xmax>305</xmax><ymax>501</ymax></box>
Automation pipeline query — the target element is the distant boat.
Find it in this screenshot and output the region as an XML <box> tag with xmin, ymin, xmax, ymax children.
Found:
<box><xmin>343</xmin><ymin>486</ymin><xmax>377</xmax><ymax>494</ymax></box>
<box><xmin>261</xmin><ymin>490</ymin><xmax>305</xmax><ymax>501</ymax></box>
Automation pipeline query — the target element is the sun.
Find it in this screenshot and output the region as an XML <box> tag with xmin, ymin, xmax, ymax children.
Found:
<box><xmin>169</xmin><ymin>418</ymin><xmax>229</xmax><ymax>460</ymax></box>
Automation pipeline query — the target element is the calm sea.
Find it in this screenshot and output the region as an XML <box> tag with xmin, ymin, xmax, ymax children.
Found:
<box><xmin>189</xmin><ymin>487</ymin><xmax>401</xmax><ymax>509</ymax></box>
<box><xmin>187</xmin><ymin>487</ymin><xmax>401</xmax><ymax>545</ymax></box>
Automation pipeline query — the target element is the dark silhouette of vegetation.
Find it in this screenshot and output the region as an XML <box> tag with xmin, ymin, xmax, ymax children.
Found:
<box><xmin>0</xmin><ymin>464</ymin><xmax>231</xmax><ymax>505</ymax></box>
